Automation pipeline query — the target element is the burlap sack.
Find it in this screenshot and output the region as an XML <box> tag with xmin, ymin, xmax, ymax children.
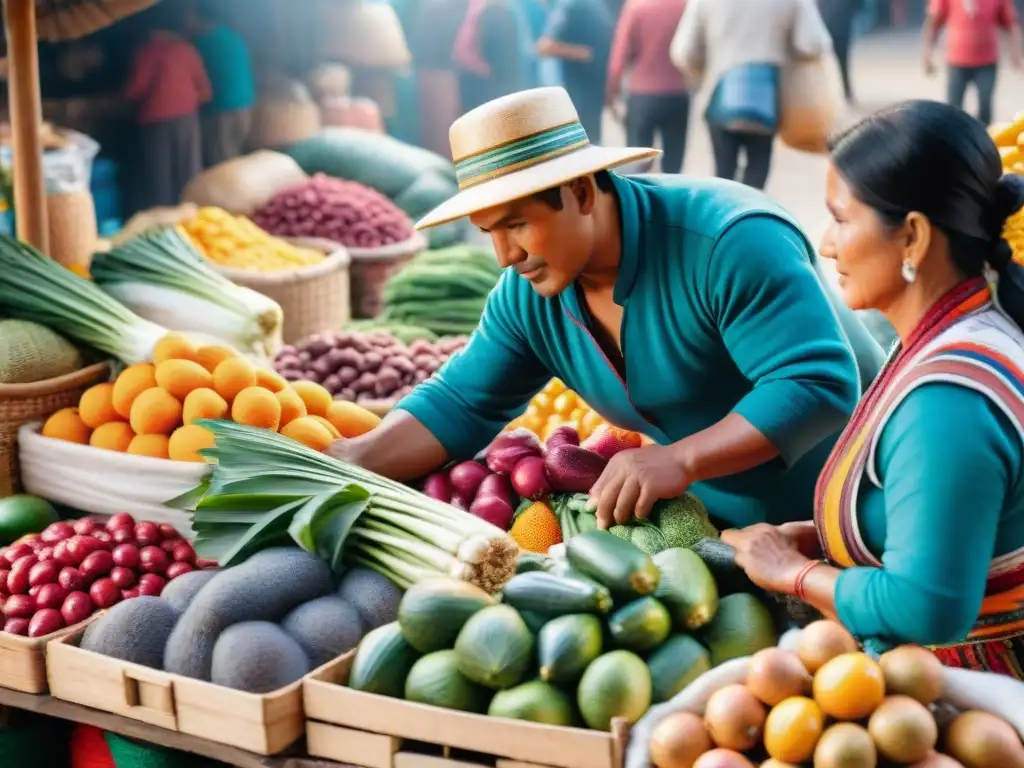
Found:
<box><xmin>181</xmin><ymin>151</ymin><xmax>309</xmax><ymax>215</ymax></box>
<box><xmin>778</xmin><ymin>54</ymin><xmax>845</xmax><ymax>154</ymax></box>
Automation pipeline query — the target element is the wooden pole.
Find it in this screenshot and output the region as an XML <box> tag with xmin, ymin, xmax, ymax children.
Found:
<box><xmin>4</xmin><ymin>0</ymin><xmax>49</xmax><ymax>252</ymax></box>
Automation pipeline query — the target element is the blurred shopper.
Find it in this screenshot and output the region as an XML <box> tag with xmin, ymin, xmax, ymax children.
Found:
<box><xmin>819</xmin><ymin>0</ymin><xmax>861</xmax><ymax>103</ymax></box>
<box><xmin>184</xmin><ymin>1</ymin><xmax>256</xmax><ymax>167</ymax></box>
<box><xmin>411</xmin><ymin>0</ymin><xmax>470</xmax><ymax>157</ymax></box>
<box><xmin>607</xmin><ymin>0</ymin><xmax>690</xmax><ymax>173</ymax></box>
<box><xmin>923</xmin><ymin>0</ymin><xmax>1022</xmax><ymax>126</ymax></box>
<box><xmin>125</xmin><ymin>6</ymin><xmax>211</xmax><ymax>207</ymax></box>
<box><xmin>454</xmin><ymin>0</ymin><xmax>527</xmax><ymax>111</ymax></box>
<box><xmin>537</xmin><ymin>0</ymin><xmax>616</xmax><ymax>142</ymax></box>
<box><xmin>524</xmin><ymin>0</ymin><xmax>563</xmax><ymax>87</ymax></box>
<box><xmin>672</xmin><ymin>0</ymin><xmax>831</xmax><ymax>190</ymax></box>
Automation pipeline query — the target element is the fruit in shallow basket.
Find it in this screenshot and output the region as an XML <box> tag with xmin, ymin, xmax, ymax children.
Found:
<box><xmin>746</xmin><ymin>648</ymin><xmax>812</xmax><ymax>707</ymax></box>
<box><xmin>182</xmin><ymin>387</ymin><xmax>228</xmax><ymax>425</ymax></box>
<box><xmin>211</xmin><ymin>620</ymin><xmax>311</xmax><ymax>693</ymax></box>
<box><xmin>291</xmin><ymin>380</ymin><xmax>332</xmax><ymax>417</ymax></box>
<box><xmin>42</xmin><ymin>407</ymin><xmax>91</xmax><ymax>444</ymax></box>
<box><xmin>704</xmin><ymin>684</ymin><xmax>766</xmax><ymax>751</ymax></box>
<box><xmin>348</xmin><ymin>621</ymin><xmax>420</xmax><ymax>697</ymax></box>
<box><xmin>152</xmin><ymin>332</ymin><xmax>197</xmax><ymax>365</ymax></box>
<box><xmin>155</xmin><ymin>359</ymin><xmax>214</xmax><ymax>400</ymax></box>
<box><xmin>813</xmin><ymin>722</ymin><xmax>877</xmax><ymax>768</ymax></box>
<box><xmin>89</xmin><ymin>422</ymin><xmax>135</xmax><ymax>452</ymax></box>
<box><xmin>868</xmin><ymin>695</ymin><xmax>937</xmax><ymax>764</ymax></box>
<box><xmin>231</xmin><ymin>386</ymin><xmax>281</xmax><ymax>430</ymax></box>
<box><xmin>127</xmin><ymin>434</ymin><xmax>170</xmax><ymax>459</ymax></box>
<box><xmin>693</xmin><ymin>750</ymin><xmax>755</xmax><ymax>768</ymax></box>
<box><xmin>275</xmin><ymin>387</ymin><xmax>307</xmax><ymax>427</ymax></box>
<box><xmin>537</xmin><ymin>613</ymin><xmax>603</xmax><ymax>683</ymax></box>
<box><xmin>168</xmin><ymin>425</ymin><xmax>215</xmax><ymax>462</ymax></box>
<box><xmin>398</xmin><ymin>577</ymin><xmax>494</xmax><ymax>653</ymax></box>
<box><xmin>944</xmin><ymin>710</ymin><xmax>1024</xmax><ymax>768</ymax></box>
<box><xmin>795</xmin><ymin>620</ymin><xmax>858</xmax><ymax>673</ymax></box>
<box><xmin>195</xmin><ymin>344</ymin><xmax>236</xmax><ymax>373</ymax></box>
<box><xmin>281</xmin><ymin>596</ymin><xmax>363</xmax><ymax>668</ymax></box>
<box><xmin>326</xmin><ymin>400</ymin><xmax>382</xmax><ymax>437</ymax></box>
<box><xmin>280</xmin><ymin>416</ymin><xmax>334</xmax><ymax>451</ymax></box>
<box><xmin>763</xmin><ymin>696</ymin><xmax>825</xmax><ymax>764</ymax></box>
<box><xmin>878</xmin><ymin>644</ymin><xmax>944</xmax><ymax>705</ymax></box>
<box><xmin>813</xmin><ymin>652</ymin><xmax>886</xmax><ymax>721</ymax></box>
<box><xmin>649</xmin><ymin>711</ymin><xmax>713</xmax><ymax>768</ymax></box>
<box><xmin>454</xmin><ymin>604</ymin><xmax>534</xmax><ymax>690</ymax></box>
<box><xmin>81</xmin><ymin>595</ymin><xmax>180</xmax><ymax>668</ymax></box>
<box><xmin>129</xmin><ymin>388</ymin><xmax>183</xmax><ymax>435</ymax></box>
<box><xmin>212</xmin><ymin>357</ymin><xmax>256</xmax><ymax>402</ymax></box>
<box><xmin>112</xmin><ymin>364</ymin><xmax>157</xmax><ymax>419</ymax></box>
<box><xmin>79</xmin><ymin>382</ymin><xmax>123</xmax><ymax>429</ymax></box>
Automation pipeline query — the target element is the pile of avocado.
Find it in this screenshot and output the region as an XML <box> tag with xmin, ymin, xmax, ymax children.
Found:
<box><xmin>346</xmin><ymin>531</ymin><xmax>778</xmax><ymax>731</ymax></box>
<box><xmin>80</xmin><ymin>548</ymin><xmax>404</xmax><ymax>693</ymax></box>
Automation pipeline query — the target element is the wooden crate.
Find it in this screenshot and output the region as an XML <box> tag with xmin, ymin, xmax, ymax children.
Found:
<box><xmin>46</xmin><ymin>625</ymin><xmax>304</xmax><ymax>755</ymax></box>
<box><xmin>303</xmin><ymin>652</ymin><xmax>628</xmax><ymax>768</ymax></box>
<box><xmin>0</xmin><ymin>616</ymin><xmax>96</xmax><ymax>694</ymax></box>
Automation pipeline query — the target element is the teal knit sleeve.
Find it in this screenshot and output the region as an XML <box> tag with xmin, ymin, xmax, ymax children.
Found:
<box><xmin>834</xmin><ymin>383</ymin><xmax>1021</xmax><ymax>645</ymax></box>
<box><xmin>705</xmin><ymin>215</ymin><xmax>860</xmax><ymax>466</ymax></box>
<box><xmin>395</xmin><ymin>271</ymin><xmax>550</xmax><ymax>460</ymax></box>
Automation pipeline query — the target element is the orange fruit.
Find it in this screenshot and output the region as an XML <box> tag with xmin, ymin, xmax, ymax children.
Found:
<box><xmin>796</xmin><ymin>620</ymin><xmax>858</xmax><ymax>673</ymax></box>
<box><xmin>763</xmin><ymin>696</ymin><xmax>825</xmax><ymax>764</ymax></box>
<box><xmin>813</xmin><ymin>652</ymin><xmax>886</xmax><ymax>721</ymax></box>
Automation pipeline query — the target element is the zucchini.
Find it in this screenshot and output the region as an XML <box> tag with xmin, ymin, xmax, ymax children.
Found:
<box><xmin>537</xmin><ymin>614</ymin><xmax>603</xmax><ymax>683</ymax></box>
<box><xmin>488</xmin><ymin>680</ymin><xmax>574</xmax><ymax>725</ymax></box>
<box><xmin>577</xmin><ymin>650</ymin><xmax>652</xmax><ymax>730</ymax></box>
<box><xmin>398</xmin><ymin>578</ymin><xmax>495</xmax><ymax>653</ymax></box>
<box><xmin>405</xmin><ymin>650</ymin><xmax>491</xmax><ymax>712</ymax></box>
<box><xmin>646</xmin><ymin>634</ymin><xmax>711</xmax><ymax>703</ymax></box>
<box><xmin>607</xmin><ymin>597</ymin><xmax>671</xmax><ymax>652</ymax></box>
<box><xmin>347</xmin><ymin>622</ymin><xmax>420</xmax><ymax>697</ymax></box>
<box><xmin>519</xmin><ymin>609</ymin><xmax>552</xmax><ymax>634</ymax></box>
<box><xmin>515</xmin><ymin>552</ymin><xmax>553</xmax><ymax>574</ymax></box>
<box><xmin>690</xmin><ymin>537</ymin><xmax>757</xmax><ymax>596</ymax></box>
<box><xmin>565</xmin><ymin>530</ymin><xmax>661</xmax><ymax>597</ymax></box>
<box><xmin>653</xmin><ymin>547</ymin><xmax>719</xmax><ymax>630</ymax></box>
<box><xmin>501</xmin><ymin>571</ymin><xmax>613</xmax><ymax>615</ymax></box>
<box><xmin>454</xmin><ymin>605</ymin><xmax>535</xmax><ymax>690</ymax></box>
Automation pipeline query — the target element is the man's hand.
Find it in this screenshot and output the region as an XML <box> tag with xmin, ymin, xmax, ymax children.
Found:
<box><xmin>587</xmin><ymin>444</ymin><xmax>691</xmax><ymax>529</ymax></box>
<box><xmin>721</xmin><ymin>524</ymin><xmax>811</xmax><ymax>594</ymax></box>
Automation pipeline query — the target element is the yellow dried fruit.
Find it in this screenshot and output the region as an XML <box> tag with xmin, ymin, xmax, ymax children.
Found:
<box><xmin>89</xmin><ymin>422</ymin><xmax>135</xmax><ymax>452</ymax></box>
<box><xmin>213</xmin><ymin>357</ymin><xmax>256</xmax><ymax>403</ymax></box>
<box><xmin>42</xmin><ymin>407</ymin><xmax>91</xmax><ymax>445</ymax></box>
<box><xmin>168</xmin><ymin>424</ymin><xmax>216</xmax><ymax>463</ymax></box>
<box><xmin>127</xmin><ymin>433</ymin><xmax>170</xmax><ymax>459</ymax></box>
<box><xmin>112</xmin><ymin>363</ymin><xmax>157</xmax><ymax>419</ymax></box>
<box><xmin>231</xmin><ymin>386</ymin><xmax>281</xmax><ymax>431</ymax></box>
<box><xmin>182</xmin><ymin>387</ymin><xmax>229</xmax><ymax>425</ymax></box>
<box><xmin>129</xmin><ymin>388</ymin><xmax>183</xmax><ymax>435</ymax></box>
<box><xmin>156</xmin><ymin>359</ymin><xmax>214</xmax><ymax>400</ymax></box>
<box><xmin>79</xmin><ymin>382</ymin><xmax>124</xmax><ymax>429</ymax></box>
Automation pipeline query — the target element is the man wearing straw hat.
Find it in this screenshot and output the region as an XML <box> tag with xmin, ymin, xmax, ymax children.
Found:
<box><xmin>328</xmin><ymin>87</ymin><xmax>882</xmax><ymax>532</ymax></box>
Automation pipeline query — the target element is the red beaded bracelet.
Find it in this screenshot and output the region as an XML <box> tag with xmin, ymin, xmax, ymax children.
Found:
<box><xmin>793</xmin><ymin>560</ymin><xmax>824</xmax><ymax>602</ymax></box>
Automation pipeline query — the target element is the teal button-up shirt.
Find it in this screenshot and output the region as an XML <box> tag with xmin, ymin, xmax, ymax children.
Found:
<box><xmin>398</xmin><ymin>173</ymin><xmax>878</xmax><ymax>527</ymax></box>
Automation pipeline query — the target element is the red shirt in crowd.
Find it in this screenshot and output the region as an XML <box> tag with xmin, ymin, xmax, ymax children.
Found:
<box><xmin>607</xmin><ymin>0</ymin><xmax>689</xmax><ymax>98</ymax></box>
<box><xmin>125</xmin><ymin>33</ymin><xmax>212</xmax><ymax>125</ymax></box>
<box><xmin>928</xmin><ymin>0</ymin><xmax>1019</xmax><ymax>67</ymax></box>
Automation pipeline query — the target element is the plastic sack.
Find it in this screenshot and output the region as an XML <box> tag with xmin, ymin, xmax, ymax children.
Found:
<box><xmin>18</xmin><ymin>422</ymin><xmax>205</xmax><ymax>536</ymax></box>
<box><xmin>0</xmin><ymin>128</ymin><xmax>99</xmax><ymax>194</ymax></box>
<box><xmin>778</xmin><ymin>54</ymin><xmax>844</xmax><ymax>154</ymax></box>
<box><xmin>181</xmin><ymin>151</ymin><xmax>308</xmax><ymax>215</ymax></box>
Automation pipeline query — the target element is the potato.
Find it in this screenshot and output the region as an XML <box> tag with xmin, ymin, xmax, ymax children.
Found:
<box><xmin>337</xmin><ymin>366</ymin><xmax>359</xmax><ymax>385</ymax></box>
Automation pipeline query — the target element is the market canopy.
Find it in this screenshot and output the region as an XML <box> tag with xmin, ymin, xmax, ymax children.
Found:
<box><xmin>4</xmin><ymin>0</ymin><xmax>158</xmax><ymax>253</ymax></box>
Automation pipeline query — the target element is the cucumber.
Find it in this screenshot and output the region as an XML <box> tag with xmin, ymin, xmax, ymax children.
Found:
<box><xmin>646</xmin><ymin>634</ymin><xmax>711</xmax><ymax>703</ymax></box>
<box><xmin>653</xmin><ymin>547</ymin><xmax>720</xmax><ymax>630</ymax></box>
<box><xmin>538</xmin><ymin>614</ymin><xmax>603</xmax><ymax>683</ymax></box>
<box><xmin>454</xmin><ymin>605</ymin><xmax>535</xmax><ymax>690</ymax></box>
<box><xmin>404</xmin><ymin>650</ymin><xmax>491</xmax><ymax>712</ymax></box>
<box><xmin>347</xmin><ymin>622</ymin><xmax>420</xmax><ymax>697</ymax></box>
<box><xmin>398</xmin><ymin>578</ymin><xmax>495</xmax><ymax>653</ymax></box>
<box><xmin>501</xmin><ymin>571</ymin><xmax>613</xmax><ymax>616</ymax></box>
<box><xmin>488</xmin><ymin>680</ymin><xmax>574</xmax><ymax>725</ymax></box>
<box><xmin>607</xmin><ymin>597</ymin><xmax>671</xmax><ymax>652</ymax></box>
<box><xmin>565</xmin><ymin>530</ymin><xmax>661</xmax><ymax>597</ymax></box>
<box><xmin>576</xmin><ymin>650</ymin><xmax>652</xmax><ymax>731</ymax></box>
<box><xmin>690</xmin><ymin>537</ymin><xmax>757</xmax><ymax>596</ymax></box>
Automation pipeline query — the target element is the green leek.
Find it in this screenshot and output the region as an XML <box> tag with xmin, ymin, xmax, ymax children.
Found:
<box><xmin>178</xmin><ymin>420</ymin><xmax>519</xmax><ymax>594</ymax></box>
<box><xmin>91</xmin><ymin>228</ymin><xmax>284</xmax><ymax>359</ymax></box>
<box><xmin>0</xmin><ymin>235</ymin><xmax>166</xmax><ymax>363</ymax></box>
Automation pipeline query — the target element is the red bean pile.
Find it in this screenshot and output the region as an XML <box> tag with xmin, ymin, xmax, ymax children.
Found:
<box><xmin>251</xmin><ymin>173</ymin><xmax>415</xmax><ymax>249</ymax></box>
<box><xmin>0</xmin><ymin>514</ymin><xmax>215</xmax><ymax>638</ymax></box>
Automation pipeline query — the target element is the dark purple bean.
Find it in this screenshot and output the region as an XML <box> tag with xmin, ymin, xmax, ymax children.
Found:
<box><xmin>324</xmin><ymin>348</ymin><xmax>348</xmax><ymax>372</ymax></box>
<box><xmin>339</xmin><ymin>387</ymin><xmax>357</xmax><ymax>401</ymax></box>
<box><xmin>323</xmin><ymin>374</ymin><xmax>342</xmax><ymax>393</ymax></box>
<box><xmin>361</xmin><ymin>351</ymin><xmax>383</xmax><ymax>371</ymax></box>
<box><xmin>310</xmin><ymin>358</ymin><xmax>333</xmax><ymax>378</ymax></box>
<box><xmin>337</xmin><ymin>366</ymin><xmax>359</xmax><ymax>385</ymax></box>
<box><xmin>280</xmin><ymin>368</ymin><xmax>306</xmax><ymax>382</ymax></box>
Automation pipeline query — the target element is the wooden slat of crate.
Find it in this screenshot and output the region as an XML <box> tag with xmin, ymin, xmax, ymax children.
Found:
<box><xmin>46</xmin><ymin>625</ymin><xmax>304</xmax><ymax>755</ymax></box>
<box><xmin>304</xmin><ymin>653</ymin><xmax>624</xmax><ymax>768</ymax></box>
<box><xmin>0</xmin><ymin>615</ymin><xmax>96</xmax><ymax>693</ymax></box>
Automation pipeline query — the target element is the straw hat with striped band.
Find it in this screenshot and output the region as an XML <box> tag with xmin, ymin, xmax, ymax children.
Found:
<box><xmin>415</xmin><ymin>87</ymin><xmax>661</xmax><ymax>230</ymax></box>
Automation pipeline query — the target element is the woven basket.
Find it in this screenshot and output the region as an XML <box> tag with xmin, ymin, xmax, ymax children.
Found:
<box><xmin>216</xmin><ymin>243</ymin><xmax>351</xmax><ymax>345</ymax></box>
<box><xmin>0</xmin><ymin>362</ymin><xmax>109</xmax><ymax>497</ymax></box>
<box><xmin>347</xmin><ymin>232</ymin><xmax>428</xmax><ymax>318</ymax></box>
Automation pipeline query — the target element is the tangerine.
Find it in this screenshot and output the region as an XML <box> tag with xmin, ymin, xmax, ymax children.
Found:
<box><xmin>813</xmin><ymin>652</ymin><xmax>886</xmax><ymax>721</ymax></box>
<box><xmin>763</xmin><ymin>696</ymin><xmax>825</xmax><ymax>764</ymax></box>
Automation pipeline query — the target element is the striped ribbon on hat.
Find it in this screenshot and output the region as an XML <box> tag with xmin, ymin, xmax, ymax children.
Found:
<box><xmin>454</xmin><ymin>121</ymin><xmax>591</xmax><ymax>189</ymax></box>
